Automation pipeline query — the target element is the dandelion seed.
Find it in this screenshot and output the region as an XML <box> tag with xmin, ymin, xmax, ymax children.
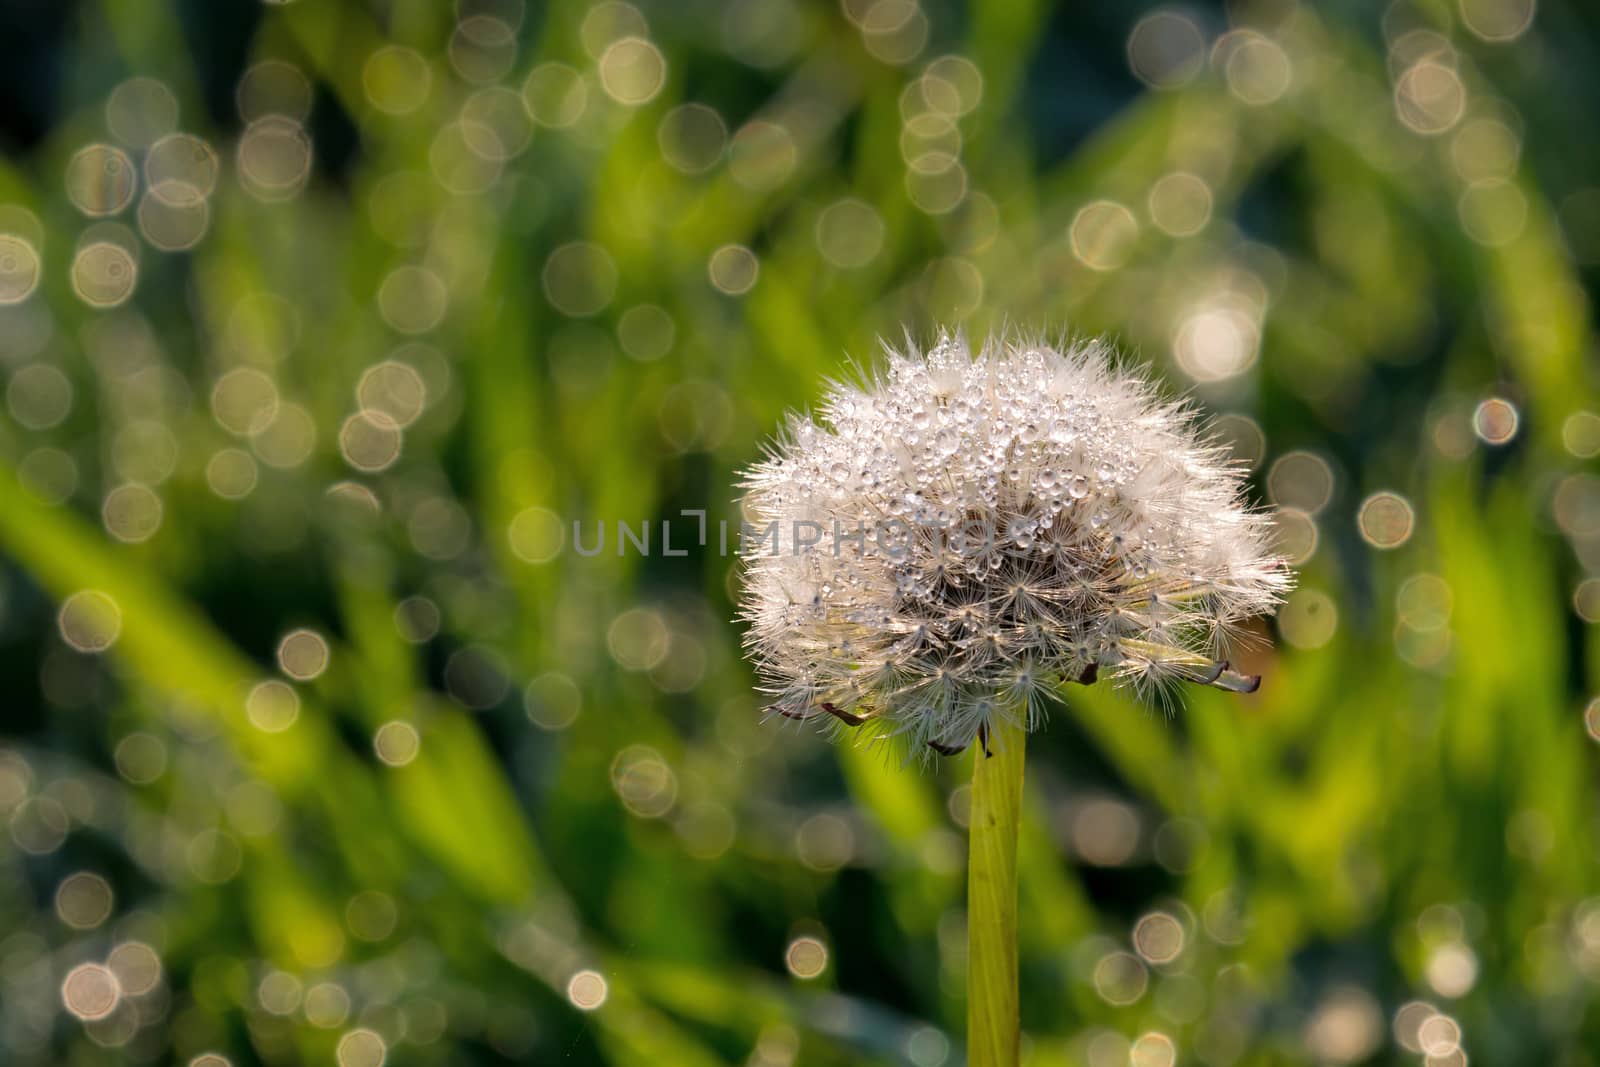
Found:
<box><xmin>736</xmin><ymin>331</ymin><xmax>1291</xmax><ymax>755</ymax></box>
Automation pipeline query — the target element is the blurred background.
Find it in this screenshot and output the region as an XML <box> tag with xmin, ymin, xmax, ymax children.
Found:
<box><xmin>1</xmin><ymin>0</ymin><xmax>1598</xmax><ymax>1064</ymax></box>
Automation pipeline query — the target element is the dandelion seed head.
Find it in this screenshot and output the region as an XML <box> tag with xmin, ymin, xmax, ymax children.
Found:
<box><xmin>737</xmin><ymin>330</ymin><xmax>1291</xmax><ymax>754</ymax></box>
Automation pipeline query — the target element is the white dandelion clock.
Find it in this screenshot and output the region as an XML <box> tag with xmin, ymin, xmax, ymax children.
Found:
<box><xmin>736</xmin><ymin>330</ymin><xmax>1292</xmax><ymax>756</ymax></box>
<box><xmin>738</xmin><ymin>328</ymin><xmax>1294</xmax><ymax>1067</ymax></box>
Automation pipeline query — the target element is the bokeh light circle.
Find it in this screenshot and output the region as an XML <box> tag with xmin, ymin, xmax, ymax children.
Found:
<box><xmin>378</xmin><ymin>265</ymin><xmax>448</xmax><ymax>335</ymax></box>
<box><xmin>138</xmin><ymin>183</ymin><xmax>210</xmax><ymax>250</ymax></box>
<box><xmin>107</xmin><ymin>77</ymin><xmax>178</xmax><ymax>148</ymax></box>
<box><xmin>729</xmin><ymin>121</ymin><xmax>797</xmax><ymax>191</ymax></box>
<box><xmin>336</xmin><ymin>1028</ymin><xmax>387</xmax><ymax>1067</ymax></box>
<box><xmin>1472</xmin><ymin>397</ymin><xmax>1519</xmax><ymax>444</ymax></box>
<box><xmin>1126</xmin><ymin>11</ymin><xmax>1205</xmax><ymax>89</ymax></box>
<box><xmin>107</xmin><ymin>941</ymin><xmax>162</xmax><ymax>995</ymax></box>
<box><xmin>102</xmin><ymin>483</ymin><xmax>164</xmax><ymax>543</ymax></box>
<box><xmin>1398</xmin><ymin>574</ymin><xmax>1454</xmax><ymax>630</ymax></box>
<box><xmin>357</xmin><ymin>361</ymin><xmax>428</xmax><ymax>427</ymax></box>
<box><xmin>1149</xmin><ymin>172</ymin><xmax>1212</xmax><ymax>237</ymax></box>
<box><xmin>566</xmin><ymin>969</ymin><xmax>608</xmax><ymax>1010</ymax></box>
<box><xmin>542</xmin><ymin>242</ymin><xmax>618</xmax><ymax>316</ymax></box>
<box><xmin>144</xmin><ymin>133</ymin><xmax>219</xmax><ymax>202</ymax></box>
<box><xmin>374</xmin><ymin>721</ymin><xmax>421</xmax><ymax>766</ymax></box>
<box><xmin>449</xmin><ymin>16</ymin><xmax>518</xmax><ymax>84</ymax></box>
<box><xmin>921</xmin><ymin>54</ymin><xmax>983</xmax><ymax>116</ymax></box>
<box><xmin>339</xmin><ymin>411</ymin><xmax>404</xmax><ymax>472</ymax></box>
<box><xmin>56</xmin><ymin>871</ymin><xmax>115</xmax><ymax>929</ymax></box>
<box><xmin>247</xmin><ymin>679</ymin><xmax>301</xmax><ymax>733</ymax></box>
<box><xmin>460</xmin><ymin>87</ymin><xmax>533</xmax><ymax>160</ymax></box>
<box><xmin>0</xmin><ymin>234</ymin><xmax>42</xmax><ymax>304</ymax></box>
<box><xmin>599</xmin><ymin>37</ymin><xmax>667</xmax><ymax>105</ymax></box>
<box><xmin>708</xmin><ymin>244</ymin><xmax>759</xmax><ymax>295</ymax></box>
<box><xmin>1270</xmin><ymin>508</ymin><xmax>1319</xmax><ymax>565</ymax></box>
<box><xmin>114</xmin><ymin>733</ymin><xmax>168</xmax><ymax>783</ymax></box>
<box><xmin>1267</xmin><ymin>451</ymin><xmax>1335</xmax><ymax>514</ymax></box>
<box><xmin>71</xmin><ymin>242</ymin><xmax>138</xmax><ymax>307</ymax></box>
<box><xmin>617</xmin><ymin>304</ymin><xmax>675</xmax><ymax>361</ymax></box>
<box><xmin>905</xmin><ymin>161</ymin><xmax>967</xmax><ymax>215</ymax></box>
<box><xmin>658</xmin><ymin>103</ymin><xmax>727</xmax><ymax>173</ymax></box>
<box><xmin>1174</xmin><ymin>305</ymin><xmax>1259</xmax><ymax>382</ymax></box>
<box><xmin>59</xmin><ymin>590</ymin><xmax>122</xmax><ymax>652</ymax></box>
<box><xmin>363</xmin><ymin>46</ymin><xmax>432</xmax><ymax>115</ymax></box>
<box><xmin>508</xmin><ymin>506</ymin><xmax>564</xmax><ymax>563</ymax></box>
<box><xmin>1280</xmin><ymin>589</ymin><xmax>1339</xmax><ymax>649</ymax></box>
<box><xmin>1133</xmin><ymin>911</ymin><xmax>1186</xmax><ymax>964</ymax></box>
<box><xmin>238</xmin><ymin>118</ymin><xmax>314</xmax><ymax>200</ymax></box>
<box><xmin>251</xmin><ymin>402</ymin><xmax>317</xmax><ymax>469</ymax></box>
<box><xmin>1395</xmin><ymin>61</ymin><xmax>1465</xmax><ymax>135</ymax></box>
<box><xmin>859</xmin><ymin>0</ymin><xmax>929</xmax><ymax>65</ymax></box>
<box><xmin>206</xmin><ymin>448</ymin><xmax>259</xmax><ymax>499</ymax></box>
<box><xmin>816</xmin><ymin>198</ymin><xmax>886</xmax><ymax>268</ymax></box>
<box><xmin>1070</xmin><ymin>200</ymin><xmax>1138</xmax><ymax>271</ymax></box>
<box><xmin>610</xmin><ymin>744</ymin><xmax>677</xmax><ymax>816</ymax></box>
<box><xmin>7</xmin><ymin>363</ymin><xmax>73</xmax><ymax>429</ymax></box>
<box><xmin>1459</xmin><ymin>0</ymin><xmax>1537</xmax><ymax>42</ymax></box>
<box><xmin>277</xmin><ymin>628</ymin><xmax>330</xmax><ymax>680</ymax></box>
<box><xmin>1224</xmin><ymin>33</ymin><xmax>1293</xmax><ymax>106</ymax></box>
<box><xmin>67</xmin><ymin>145</ymin><xmax>138</xmax><ymax>217</ymax></box>
<box><xmin>785</xmin><ymin>936</ymin><xmax>829</xmax><ymax>978</ymax></box>
<box><xmin>17</xmin><ymin>447</ymin><xmax>78</xmax><ymax>504</ymax></box>
<box><xmin>1130</xmin><ymin>1032</ymin><xmax>1177</xmax><ymax>1067</ymax></box>
<box><xmin>1561</xmin><ymin>411</ymin><xmax>1600</xmax><ymax>457</ymax></box>
<box><xmin>305</xmin><ymin>982</ymin><xmax>351</xmax><ymax>1028</ymax></box>
<box><xmin>238</xmin><ymin>59</ymin><xmax>312</xmax><ymax>122</ymax></box>
<box><xmin>62</xmin><ymin>962</ymin><xmax>120</xmax><ymax>1020</ymax></box>
<box><xmin>211</xmin><ymin>368</ymin><xmax>280</xmax><ymax>435</ymax></box>
<box><xmin>1459</xmin><ymin>178</ymin><xmax>1527</xmax><ymax>246</ymax></box>
<box><xmin>521</xmin><ymin>63</ymin><xmax>588</xmax><ymax>127</ymax></box>
<box><xmin>1358</xmin><ymin>491</ymin><xmax>1415</xmax><ymax>549</ymax></box>
<box><xmin>1092</xmin><ymin>950</ymin><xmax>1148</xmax><ymax>1005</ymax></box>
<box><xmin>347</xmin><ymin>890</ymin><xmax>399</xmax><ymax>941</ymax></box>
<box><xmin>526</xmin><ymin>672</ymin><xmax>582</xmax><ymax>730</ymax></box>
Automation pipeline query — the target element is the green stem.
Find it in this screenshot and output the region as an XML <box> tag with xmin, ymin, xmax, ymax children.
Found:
<box><xmin>967</xmin><ymin>717</ymin><xmax>1026</xmax><ymax>1067</ymax></box>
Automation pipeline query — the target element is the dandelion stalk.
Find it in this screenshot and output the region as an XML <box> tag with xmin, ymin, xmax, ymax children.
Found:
<box><xmin>966</xmin><ymin>718</ymin><xmax>1025</xmax><ymax>1067</ymax></box>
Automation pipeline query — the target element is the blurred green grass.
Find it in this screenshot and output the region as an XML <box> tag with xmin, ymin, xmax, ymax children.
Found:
<box><xmin>1</xmin><ymin>1</ymin><xmax>1599</xmax><ymax>1065</ymax></box>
